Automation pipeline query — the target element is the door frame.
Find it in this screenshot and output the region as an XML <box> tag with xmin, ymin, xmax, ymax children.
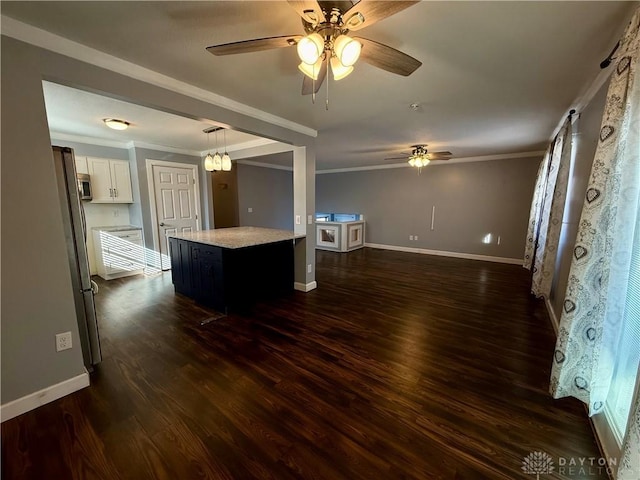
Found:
<box><xmin>146</xmin><ymin>159</ymin><xmax>202</xmax><ymax>270</ymax></box>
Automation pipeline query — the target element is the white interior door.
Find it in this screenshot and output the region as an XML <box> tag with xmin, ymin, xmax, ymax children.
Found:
<box><xmin>152</xmin><ymin>165</ymin><xmax>198</xmax><ymax>270</ymax></box>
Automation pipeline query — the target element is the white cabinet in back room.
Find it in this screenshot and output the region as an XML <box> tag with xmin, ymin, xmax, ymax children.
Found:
<box><xmin>87</xmin><ymin>157</ymin><xmax>133</xmax><ymax>203</ymax></box>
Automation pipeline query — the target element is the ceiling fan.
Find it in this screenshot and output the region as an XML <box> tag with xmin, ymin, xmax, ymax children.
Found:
<box><xmin>206</xmin><ymin>1</ymin><xmax>422</xmax><ymax>95</ymax></box>
<box><xmin>386</xmin><ymin>145</ymin><xmax>453</xmax><ymax>167</ymax></box>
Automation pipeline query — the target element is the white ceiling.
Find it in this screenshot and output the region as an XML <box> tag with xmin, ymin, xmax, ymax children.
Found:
<box><xmin>3</xmin><ymin>1</ymin><xmax>636</xmax><ymax>169</ymax></box>
<box><xmin>42</xmin><ymin>82</ymin><xmax>266</xmax><ymax>155</ymax></box>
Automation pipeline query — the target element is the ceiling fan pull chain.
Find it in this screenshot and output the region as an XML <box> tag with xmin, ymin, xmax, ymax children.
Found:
<box><xmin>326</xmin><ymin>55</ymin><xmax>330</xmax><ymax>111</ymax></box>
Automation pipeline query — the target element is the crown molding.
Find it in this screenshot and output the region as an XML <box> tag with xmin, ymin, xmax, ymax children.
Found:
<box><xmin>50</xmin><ymin>132</ymin><xmax>130</xmax><ymax>149</ymax></box>
<box><xmin>1</xmin><ymin>16</ymin><xmax>317</xmax><ymax>139</ymax></box>
<box><xmin>127</xmin><ymin>141</ymin><xmax>201</xmax><ymax>157</ymax></box>
<box><xmin>235</xmin><ymin>159</ymin><xmax>293</xmax><ymax>172</ymax></box>
<box><xmin>317</xmin><ymin>151</ymin><xmax>545</xmax><ymax>174</ymax></box>
<box><xmin>198</xmin><ymin>137</ymin><xmax>279</xmax><ymax>157</ymax></box>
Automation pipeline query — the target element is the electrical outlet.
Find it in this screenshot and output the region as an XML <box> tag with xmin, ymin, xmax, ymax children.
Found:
<box><xmin>307</xmin><ymin>264</ymin><xmax>312</xmax><ymax>273</ymax></box>
<box><xmin>56</xmin><ymin>332</ymin><xmax>72</xmax><ymax>352</ymax></box>
<box><xmin>308</xmin><ymin>214</ymin><xmax>313</xmax><ymax>225</ymax></box>
<box><xmin>248</xmin><ymin>207</ymin><xmax>253</xmax><ymax>213</ymax></box>
<box><xmin>415</xmin><ymin>235</ymin><xmax>419</xmax><ymax>241</ymax></box>
<box><xmin>409</xmin><ymin>235</ymin><xmax>414</xmax><ymax>241</ymax></box>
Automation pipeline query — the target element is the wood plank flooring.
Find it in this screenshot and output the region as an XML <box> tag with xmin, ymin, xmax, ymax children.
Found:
<box><xmin>2</xmin><ymin>248</ymin><xmax>606</xmax><ymax>479</ymax></box>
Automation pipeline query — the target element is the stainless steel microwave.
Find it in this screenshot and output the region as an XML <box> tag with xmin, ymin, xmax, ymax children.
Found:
<box><xmin>77</xmin><ymin>173</ymin><xmax>92</xmax><ymax>200</ymax></box>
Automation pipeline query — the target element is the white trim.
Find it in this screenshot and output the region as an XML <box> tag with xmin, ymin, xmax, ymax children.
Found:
<box><xmin>199</xmin><ymin>138</ymin><xmax>280</xmax><ymax>156</ymax></box>
<box><xmin>128</xmin><ymin>141</ymin><xmax>201</xmax><ymax>157</ymax></box>
<box><xmin>591</xmin><ymin>407</ymin><xmax>623</xmax><ymax>477</ymax></box>
<box><xmin>1</xmin><ymin>371</ymin><xmax>89</xmax><ymax>423</ymax></box>
<box><xmin>294</xmin><ymin>281</ymin><xmax>317</xmax><ymax>292</ymax></box>
<box><xmin>2</xmin><ymin>16</ymin><xmax>317</xmax><ymax>139</ymax></box>
<box><xmin>146</xmin><ymin>159</ymin><xmax>202</xmax><ymax>270</ymax></box>
<box><xmin>545</xmin><ymin>297</ymin><xmax>560</xmax><ymax>335</ymax></box>
<box><xmin>235</xmin><ymin>160</ymin><xmax>293</xmax><ymax>172</ymax></box>
<box><xmin>364</xmin><ymin>243</ymin><xmax>523</xmax><ymax>265</ymax></box>
<box><xmin>50</xmin><ymin>131</ymin><xmax>130</xmax><ymax>150</ymax></box>
<box><xmin>317</xmin><ymin>151</ymin><xmax>545</xmax><ymax>174</ymax></box>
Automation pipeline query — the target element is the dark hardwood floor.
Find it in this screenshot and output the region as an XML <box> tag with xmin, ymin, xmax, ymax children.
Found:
<box><xmin>2</xmin><ymin>248</ymin><xmax>605</xmax><ymax>479</ymax></box>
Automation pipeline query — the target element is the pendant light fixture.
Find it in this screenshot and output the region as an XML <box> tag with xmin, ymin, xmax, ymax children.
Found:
<box><xmin>212</xmin><ymin>128</ymin><xmax>222</xmax><ymax>171</ymax></box>
<box><xmin>221</xmin><ymin>129</ymin><xmax>232</xmax><ymax>171</ymax></box>
<box><xmin>204</xmin><ymin>129</ymin><xmax>215</xmax><ymax>172</ymax></box>
<box><xmin>203</xmin><ymin>126</ymin><xmax>232</xmax><ymax>172</ymax></box>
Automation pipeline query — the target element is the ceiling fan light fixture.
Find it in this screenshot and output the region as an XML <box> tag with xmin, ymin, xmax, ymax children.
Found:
<box><xmin>297</xmin><ymin>33</ymin><xmax>324</xmax><ymax>64</ymax></box>
<box><xmin>333</xmin><ymin>35</ymin><xmax>361</xmax><ymax>67</ymax></box>
<box><xmin>330</xmin><ymin>56</ymin><xmax>353</xmax><ymax>80</ymax></box>
<box><xmin>103</xmin><ymin>118</ymin><xmax>130</xmax><ymax>130</ymax></box>
<box><xmin>298</xmin><ymin>57</ymin><xmax>324</xmax><ymax>80</ymax></box>
<box><xmin>343</xmin><ymin>12</ymin><xmax>365</xmax><ymax>30</ymax></box>
<box><xmin>204</xmin><ymin>153</ymin><xmax>215</xmax><ymax>172</ymax></box>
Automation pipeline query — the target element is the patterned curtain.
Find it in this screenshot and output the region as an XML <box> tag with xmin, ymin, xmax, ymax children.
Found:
<box><xmin>523</xmin><ymin>147</ymin><xmax>551</xmax><ymax>270</ymax></box>
<box><xmin>550</xmin><ymin>8</ymin><xmax>640</xmax><ymax>480</ymax></box>
<box><xmin>530</xmin><ymin>120</ymin><xmax>573</xmax><ymax>297</ymax></box>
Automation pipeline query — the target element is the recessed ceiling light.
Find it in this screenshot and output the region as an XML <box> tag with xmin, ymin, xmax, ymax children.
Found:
<box><xmin>103</xmin><ymin>118</ymin><xmax>130</xmax><ymax>130</ymax></box>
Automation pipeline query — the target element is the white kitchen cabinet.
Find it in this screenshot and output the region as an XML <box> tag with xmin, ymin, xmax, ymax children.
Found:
<box><xmin>74</xmin><ymin>155</ymin><xmax>89</xmax><ymax>174</ymax></box>
<box><xmin>87</xmin><ymin>157</ymin><xmax>133</xmax><ymax>203</ymax></box>
<box><xmin>93</xmin><ymin>227</ymin><xmax>145</xmax><ymax>280</ymax></box>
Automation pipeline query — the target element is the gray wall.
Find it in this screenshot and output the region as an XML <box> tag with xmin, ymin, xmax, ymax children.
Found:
<box><xmin>317</xmin><ymin>156</ymin><xmax>541</xmax><ymax>260</ymax></box>
<box><xmin>0</xmin><ymin>35</ymin><xmax>315</xmax><ymax>407</ymax></box>
<box><xmin>1</xmin><ymin>37</ymin><xmax>86</xmax><ymax>403</ymax></box>
<box><xmin>237</xmin><ymin>163</ymin><xmax>294</xmax><ymax>230</ymax></box>
<box><xmin>129</xmin><ymin>147</ymin><xmax>209</xmax><ymax>252</ymax></box>
<box><xmin>549</xmin><ymin>81</ymin><xmax>609</xmax><ymax>319</ymax></box>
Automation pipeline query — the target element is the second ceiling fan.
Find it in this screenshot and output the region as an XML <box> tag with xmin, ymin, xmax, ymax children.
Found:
<box><xmin>386</xmin><ymin>145</ymin><xmax>453</xmax><ymax>167</ymax></box>
<box><xmin>206</xmin><ymin>1</ymin><xmax>422</xmax><ymax>95</ymax></box>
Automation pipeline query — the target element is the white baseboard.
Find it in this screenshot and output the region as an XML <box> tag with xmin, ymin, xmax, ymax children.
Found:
<box><xmin>0</xmin><ymin>370</ymin><xmax>90</xmax><ymax>423</ymax></box>
<box><xmin>364</xmin><ymin>243</ymin><xmax>523</xmax><ymax>265</ymax></box>
<box><xmin>591</xmin><ymin>407</ymin><xmax>622</xmax><ymax>478</ymax></box>
<box><xmin>545</xmin><ymin>297</ymin><xmax>560</xmax><ymax>335</ymax></box>
<box><xmin>294</xmin><ymin>281</ymin><xmax>317</xmax><ymax>292</ymax></box>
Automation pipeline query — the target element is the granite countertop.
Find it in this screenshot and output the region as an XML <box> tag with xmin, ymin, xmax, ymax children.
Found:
<box><xmin>169</xmin><ymin>227</ymin><xmax>305</xmax><ymax>249</ymax></box>
<box><xmin>92</xmin><ymin>225</ymin><xmax>142</xmax><ymax>232</ymax></box>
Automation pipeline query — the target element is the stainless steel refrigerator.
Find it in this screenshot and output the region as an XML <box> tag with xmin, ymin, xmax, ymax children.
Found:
<box><xmin>53</xmin><ymin>146</ymin><xmax>102</xmax><ymax>369</ymax></box>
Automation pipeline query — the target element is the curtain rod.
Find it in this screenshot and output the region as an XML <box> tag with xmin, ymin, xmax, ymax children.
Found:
<box><xmin>600</xmin><ymin>41</ymin><xmax>620</xmax><ymax>69</ymax></box>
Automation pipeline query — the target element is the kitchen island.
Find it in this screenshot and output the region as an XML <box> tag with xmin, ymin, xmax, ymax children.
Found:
<box><xmin>168</xmin><ymin>227</ymin><xmax>303</xmax><ymax>312</ymax></box>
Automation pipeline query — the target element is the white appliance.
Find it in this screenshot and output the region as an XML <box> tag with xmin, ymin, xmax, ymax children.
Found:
<box><xmin>53</xmin><ymin>146</ymin><xmax>102</xmax><ymax>369</ymax></box>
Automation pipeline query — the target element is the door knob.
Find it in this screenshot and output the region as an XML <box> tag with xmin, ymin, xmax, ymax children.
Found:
<box><xmin>160</xmin><ymin>222</ymin><xmax>166</xmax><ymax>226</ymax></box>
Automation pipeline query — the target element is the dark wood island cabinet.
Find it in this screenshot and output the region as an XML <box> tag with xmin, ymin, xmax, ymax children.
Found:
<box><xmin>168</xmin><ymin>227</ymin><xmax>302</xmax><ymax>312</ymax></box>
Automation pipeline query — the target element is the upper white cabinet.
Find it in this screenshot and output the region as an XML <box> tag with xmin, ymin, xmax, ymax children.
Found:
<box><xmin>87</xmin><ymin>157</ymin><xmax>134</xmax><ymax>203</ymax></box>
<box><xmin>75</xmin><ymin>155</ymin><xmax>89</xmax><ymax>174</ymax></box>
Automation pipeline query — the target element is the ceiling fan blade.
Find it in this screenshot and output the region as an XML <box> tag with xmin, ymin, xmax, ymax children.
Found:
<box><xmin>342</xmin><ymin>1</ymin><xmax>419</xmax><ymax>31</ymax></box>
<box><xmin>206</xmin><ymin>35</ymin><xmax>301</xmax><ymax>56</ymax></box>
<box><xmin>287</xmin><ymin>0</ymin><xmax>326</xmax><ymax>25</ymax></box>
<box><xmin>384</xmin><ymin>156</ymin><xmax>409</xmax><ymax>161</ymax></box>
<box><xmin>301</xmin><ymin>59</ymin><xmax>328</xmax><ymax>95</ymax></box>
<box><xmin>355</xmin><ymin>37</ymin><xmax>422</xmax><ymax>76</ymax></box>
<box><xmin>429</xmin><ymin>151</ymin><xmax>453</xmax><ymax>159</ymax></box>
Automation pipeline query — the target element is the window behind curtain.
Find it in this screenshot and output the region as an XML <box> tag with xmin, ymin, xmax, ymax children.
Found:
<box><xmin>607</xmin><ymin>225</ymin><xmax>640</xmax><ymax>443</ymax></box>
